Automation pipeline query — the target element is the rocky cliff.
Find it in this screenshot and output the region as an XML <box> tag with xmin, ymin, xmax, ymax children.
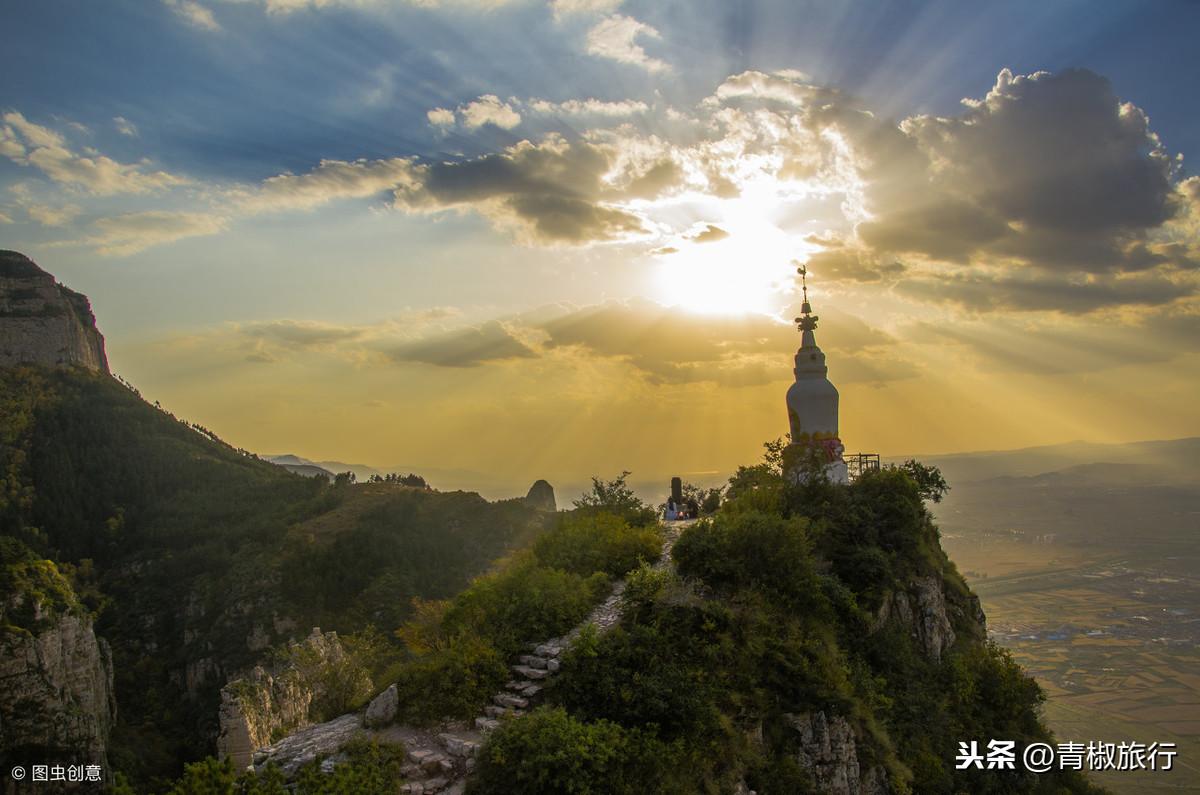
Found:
<box><xmin>524</xmin><ymin>480</ymin><xmax>556</xmax><ymax>512</ymax></box>
<box><xmin>0</xmin><ymin>250</ymin><xmax>108</xmax><ymax>372</ymax></box>
<box><xmin>0</xmin><ymin>545</ymin><xmax>116</xmax><ymax>777</ymax></box>
<box><xmin>217</xmin><ymin>628</ymin><xmax>369</xmax><ymax>771</ymax></box>
<box><xmin>784</xmin><ymin>711</ymin><xmax>889</xmax><ymax>795</ymax></box>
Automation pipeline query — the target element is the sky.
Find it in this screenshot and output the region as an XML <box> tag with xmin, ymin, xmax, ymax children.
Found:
<box><xmin>1</xmin><ymin>0</ymin><xmax>1198</xmax><ymax>497</ymax></box>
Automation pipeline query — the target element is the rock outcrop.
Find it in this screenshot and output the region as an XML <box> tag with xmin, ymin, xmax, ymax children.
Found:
<box><xmin>0</xmin><ymin>250</ymin><xmax>108</xmax><ymax>372</ymax></box>
<box><xmin>0</xmin><ymin>577</ymin><xmax>116</xmax><ymax>777</ymax></box>
<box><xmin>217</xmin><ymin>628</ymin><xmax>367</xmax><ymax>770</ymax></box>
<box><xmin>872</xmin><ymin>575</ymin><xmax>966</xmax><ymax>662</ymax></box>
<box><xmin>524</xmin><ymin>480</ymin><xmax>556</xmax><ymax>512</ymax></box>
<box><xmin>784</xmin><ymin>711</ymin><xmax>889</xmax><ymax>795</ymax></box>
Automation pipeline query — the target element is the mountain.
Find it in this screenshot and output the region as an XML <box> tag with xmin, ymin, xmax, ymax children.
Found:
<box><xmin>897</xmin><ymin>437</ymin><xmax>1200</xmax><ymax>486</ymax></box>
<box><xmin>0</xmin><ymin>249</ymin><xmax>108</xmax><ymax>372</ymax></box>
<box><xmin>1</xmin><ymin>253</ymin><xmax>1106</xmax><ymax>794</ymax></box>
<box><xmin>0</xmin><ymin>253</ymin><xmax>552</xmax><ymax>791</ymax></box>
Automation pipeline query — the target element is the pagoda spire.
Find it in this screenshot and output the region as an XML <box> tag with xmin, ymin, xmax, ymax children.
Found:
<box><xmin>793</xmin><ymin>262</ymin><xmax>819</xmax><ymax>348</ymax></box>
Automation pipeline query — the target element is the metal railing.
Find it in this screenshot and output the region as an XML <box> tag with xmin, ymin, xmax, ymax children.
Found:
<box><xmin>844</xmin><ymin>453</ymin><xmax>880</xmax><ymax>482</ymax></box>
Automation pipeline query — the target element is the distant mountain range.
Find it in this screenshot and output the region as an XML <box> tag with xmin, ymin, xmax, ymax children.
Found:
<box><xmin>896</xmin><ymin>436</ymin><xmax>1200</xmax><ymax>486</ymax></box>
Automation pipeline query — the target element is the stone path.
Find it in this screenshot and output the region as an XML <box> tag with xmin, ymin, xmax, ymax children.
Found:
<box><xmin>253</xmin><ymin>520</ymin><xmax>693</xmax><ymax>795</ymax></box>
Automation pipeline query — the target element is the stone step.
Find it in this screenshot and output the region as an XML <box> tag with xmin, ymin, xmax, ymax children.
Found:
<box><xmin>519</xmin><ymin>683</ymin><xmax>543</xmax><ymax>698</ymax></box>
<box><xmin>505</xmin><ymin>679</ymin><xmax>535</xmax><ymax>692</ymax></box>
<box><xmin>511</xmin><ymin>665</ymin><xmax>548</xmax><ymax>680</ymax></box>
<box><xmin>534</xmin><ymin>642</ymin><xmax>564</xmax><ymax>658</ymax></box>
<box><xmin>518</xmin><ymin>654</ymin><xmax>549</xmax><ymax>669</ymax></box>
<box><xmin>475</xmin><ymin>717</ymin><xmax>501</xmax><ymax>732</ymax></box>
<box><xmin>438</xmin><ymin>733</ymin><xmax>481</xmax><ymax>759</ymax></box>
<box><xmin>407</xmin><ymin>749</ymin><xmax>452</xmax><ymax>775</ymax></box>
<box><xmin>401</xmin><ymin>776</ymin><xmax>449</xmax><ymax>795</ymax></box>
<box><xmin>484</xmin><ymin>704</ymin><xmax>525</xmax><ymax>718</ymax></box>
<box><xmin>493</xmin><ymin>693</ymin><xmax>529</xmax><ymax>709</ymax></box>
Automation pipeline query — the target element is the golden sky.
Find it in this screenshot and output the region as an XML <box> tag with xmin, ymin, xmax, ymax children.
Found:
<box><xmin>2</xmin><ymin>3</ymin><xmax>1198</xmax><ymax>496</ymax></box>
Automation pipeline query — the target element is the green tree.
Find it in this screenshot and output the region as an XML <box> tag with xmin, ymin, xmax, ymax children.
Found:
<box><xmin>896</xmin><ymin>459</ymin><xmax>949</xmax><ymax>503</ymax></box>
<box><xmin>572</xmin><ymin>472</ymin><xmax>656</xmax><ymax>526</ymax></box>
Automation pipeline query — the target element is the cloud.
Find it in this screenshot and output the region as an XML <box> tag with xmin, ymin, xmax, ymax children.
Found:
<box><xmin>903</xmin><ymin>307</ymin><xmax>1200</xmax><ymax>375</ymax></box>
<box><xmin>0</xmin><ymin>211</ymin><xmax>12</xmax><ymax>224</ymax></box>
<box><xmin>26</xmin><ymin>202</ymin><xmax>82</xmax><ymax>227</ymax></box>
<box><xmin>1</xmin><ymin>111</ymin><xmax>188</xmax><ymax>195</ymax></box>
<box><xmin>237</xmin><ymin>157</ymin><xmax>418</xmax><ymax>214</ymax></box>
<box><xmin>113</xmin><ymin>116</ymin><xmax>140</xmax><ymax>137</ymax></box>
<box><xmin>459</xmin><ymin>95</ymin><xmax>522</xmax><ymax>130</ymax></box>
<box><xmin>850</xmin><ymin>69</ymin><xmax>1191</xmax><ymax>279</ymax></box>
<box><xmin>689</xmin><ymin>224</ymin><xmax>729</xmax><ymax>243</ymax></box>
<box><xmin>387</xmin><ymin>319</ymin><xmax>536</xmax><ymax>366</ymax></box>
<box><xmin>585</xmin><ymin>14</ymin><xmax>669</xmax><ymax>73</ymax></box>
<box><xmin>712</xmin><ymin>70</ymin><xmax>829</xmax><ymax>108</ymax></box>
<box><xmin>803</xmin><ymin>245</ymin><xmax>905</xmax><ymax>283</ymax></box>
<box><xmin>393</xmin><ymin>134</ymin><xmax>657</xmax><ymax>243</ymax></box>
<box><xmin>550</xmin><ymin>0</ymin><xmax>621</xmax><ymax>19</ymax></box>
<box><xmin>427</xmin><ymin>107</ymin><xmax>456</xmax><ymax>127</ymax></box>
<box><xmin>83</xmin><ymin>211</ymin><xmax>228</xmax><ymax>256</ymax></box>
<box><xmin>223</xmin><ymin>0</ymin><xmax>520</xmax><ymax>13</ymax></box>
<box><xmin>242</xmin><ymin>320</ymin><xmax>366</xmax><ymax>348</ymax></box>
<box><xmin>538</xmin><ymin>300</ymin><xmax>911</xmax><ymax>385</ymax></box>
<box><xmin>527</xmin><ymin>98</ymin><xmax>648</xmax><ymax>117</ymax></box>
<box><xmin>897</xmin><ymin>268</ymin><xmax>1193</xmax><ymax>314</ymax></box>
<box><xmin>164</xmin><ymin>0</ymin><xmax>221</xmax><ymax>31</ymax></box>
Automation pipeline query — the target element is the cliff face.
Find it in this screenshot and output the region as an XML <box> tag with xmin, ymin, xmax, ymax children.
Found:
<box><xmin>784</xmin><ymin>711</ymin><xmax>889</xmax><ymax>795</ymax></box>
<box><xmin>217</xmin><ymin>628</ymin><xmax>368</xmax><ymax>771</ymax></box>
<box><xmin>0</xmin><ymin>250</ymin><xmax>108</xmax><ymax>372</ymax></box>
<box><xmin>0</xmin><ymin>558</ymin><xmax>116</xmax><ymax>775</ymax></box>
<box><xmin>871</xmin><ymin>575</ymin><xmax>986</xmax><ymax>663</ymax></box>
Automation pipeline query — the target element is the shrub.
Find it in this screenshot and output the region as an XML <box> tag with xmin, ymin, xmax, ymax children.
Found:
<box><xmin>673</xmin><ymin>510</ymin><xmax>824</xmax><ymax>611</ymax></box>
<box><xmin>467</xmin><ymin>707</ymin><xmax>669</xmax><ymax>795</ymax></box>
<box><xmin>533</xmin><ymin>512</ymin><xmax>661</xmax><ymax>579</ymax></box>
<box><xmin>442</xmin><ymin>559</ymin><xmax>609</xmax><ymax>654</ymax></box>
<box><xmin>394</xmin><ymin>634</ymin><xmax>509</xmax><ymax>724</ymax></box>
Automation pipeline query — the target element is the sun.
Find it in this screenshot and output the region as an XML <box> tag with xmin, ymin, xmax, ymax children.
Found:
<box><xmin>651</xmin><ymin>189</ymin><xmax>820</xmax><ymax>315</ymax></box>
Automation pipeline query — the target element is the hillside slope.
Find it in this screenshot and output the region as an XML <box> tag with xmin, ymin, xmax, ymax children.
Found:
<box><xmin>0</xmin><ymin>365</ymin><xmax>550</xmax><ymax>790</ymax></box>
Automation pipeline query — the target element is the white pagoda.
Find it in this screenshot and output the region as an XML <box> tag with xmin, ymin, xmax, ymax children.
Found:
<box><xmin>784</xmin><ymin>266</ymin><xmax>849</xmax><ymax>484</ymax></box>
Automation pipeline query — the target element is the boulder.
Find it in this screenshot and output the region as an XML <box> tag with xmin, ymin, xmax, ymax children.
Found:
<box><xmin>364</xmin><ymin>683</ymin><xmax>398</xmax><ymax>728</ymax></box>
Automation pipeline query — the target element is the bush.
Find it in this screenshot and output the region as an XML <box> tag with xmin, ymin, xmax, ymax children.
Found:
<box><xmin>394</xmin><ymin>634</ymin><xmax>509</xmax><ymax>724</ymax></box>
<box><xmin>549</xmin><ymin>622</ymin><xmax>720</xmax><ymax>739</ymax></box>
<box><xmin>673</xmin><ymin>511</ymin><xmax>824</xmax><ymax>611</ymax></box>
<box><xmin>533</xmin><ymin>512</ymin><xmax>661</xmax><ymax>579</ymax></box>
<box><xmin>293</xmin><ymin>737</ymin><xmax>405</xmax><ymax>795</ymax></box>
<box><xmin>442</xmin><ymin>560</ymin><xmax>610</xmax><ymax>655</ymax></box>
<box><xmin>467</xmin><ymin>707</ymin><xmax>670</xmax><ymax>795</ymax></box>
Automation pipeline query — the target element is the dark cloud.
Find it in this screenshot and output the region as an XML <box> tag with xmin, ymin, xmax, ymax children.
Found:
<box><xmin>898</xmin><ymin>269</ymin><xmax>1191</xmax><ymax>314</ymax></box>
<box><xmin>805</xmin><ymin>246</ymin><xmax>905</xmax><ymax>283</ymax></box>
<box><xmin>394</xmin><ymin>135</ymin><xmax>676</xmax><ymax>244</ymax></box>
<box><xmin>387</xmin><ymin>320</ymin><xmax>536</xmax><ymax>367</ymax></box>
<box><xmin>876</xmin><ymin>70</ymin><xmax>1186</xmax><ymax>271</ymax></box>
<box><xmin>805</xmin><ymin>68</ymin><xmax>1200</xmax><ymax>313</ymax></box>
